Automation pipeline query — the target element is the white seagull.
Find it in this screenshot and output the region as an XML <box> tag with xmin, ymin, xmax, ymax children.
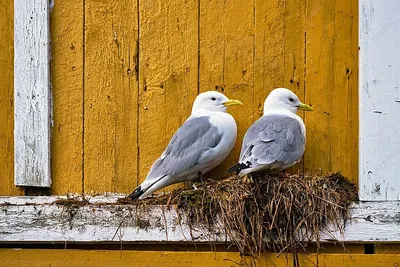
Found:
<box><xmin>129</xmin><ymin>91</ymin><xmax>243</xmax><ymax>200</ymax></box>
<box><xmin>227</xmin><ymin>88</ymin><xmax>313</xmax><ymax>178</ymax></box>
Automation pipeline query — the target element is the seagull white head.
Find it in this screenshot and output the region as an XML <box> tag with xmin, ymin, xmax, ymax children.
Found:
<box><xmin>191</xmin><ymin>91</ymin><xmax>243</xmax><ymax>115</ymax></box>
<box><xmin>263</xmin><ymin>88</ymin><xmax>313</xmax><ymax>115</ymax></box>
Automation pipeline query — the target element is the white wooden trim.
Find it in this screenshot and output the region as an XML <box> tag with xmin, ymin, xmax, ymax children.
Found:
<box><xmin>359</xmin><ymin>0</ymin><xmax>400</xmax><ymax>200</ymax></box>
<box><xmin>14</xmin><ymin>0</ymin><xmax>51</xmax><ymax>187</ymax></box>
<box><xmin>1</xmin><ymin>197</ymin><xmax>399</xmax><ymax>243</ymax></box>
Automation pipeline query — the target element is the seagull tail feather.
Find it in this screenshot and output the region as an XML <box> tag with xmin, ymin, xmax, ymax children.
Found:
<box><xmin>227</xmin><ymin>162</ymin><xmax>251</xmax><ymax>175</ymax></box>
<box><xmin>128</xmin><ymin>186</ymin><xmax>145</xmax><ymax>200</ymax></box>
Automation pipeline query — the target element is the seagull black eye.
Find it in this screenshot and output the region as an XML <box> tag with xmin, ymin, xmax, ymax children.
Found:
<box><xmin>289</xmin><ymin>98</ymin><xmax>294</xmax><ymax>102</ymax></box>
<box><xmin>211</xmin><ymin>97</ymin><xmax>216</xmax><ymax>101</ymax></box>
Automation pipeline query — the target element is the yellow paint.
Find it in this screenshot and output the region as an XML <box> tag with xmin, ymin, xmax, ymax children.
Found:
<box><xmin>304</xmin><ymin>0</ymin><xmax>359</xmax><ymax>183</ymax></box>
<box><xmin>375</xmin><ymin>244</ymin><xmax>400</xmax><ymax>254</ymax></box>
<box><xmin>83</xmin><ymin>0</ymin><xmax>139</xmax><ymax>194</ymax></box>
<box><xmin>0</xmin><ymin>0</ymin><xmax>358</xmax><ymax>195</ymax></box>
<box><xmin>0</xmin><ymin>249</ymin><xmax>399</xmax><ymax>267</ymax></box>
<box><xmin>50</xmin><ymin>0</ymin><xmax>84</xmax><ymax>194</ymax></box>
<box><xmin>138</xmin><ymin>0</ymin><xmax>199</xmax><ymax>190</ymax></box>
<box><xmin>254</xmin><ymin>0</ymin><xmax>307</xmax><ymax>175</ymax></box>
<box><xmin>0</xmin><ymin>0</ymin><xmax>22</xmax><ymax>196</ymax></box>
<box><xmin>199</xmin><ymin>0</ymin><xmax>255</xmax><ymax>175</ymax></box>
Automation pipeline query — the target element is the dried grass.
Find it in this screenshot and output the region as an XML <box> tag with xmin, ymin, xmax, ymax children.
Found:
<box><xmin>122</xmin><ymin>172</ymin><xmax>357</xmax><ymax>261</ymax></box>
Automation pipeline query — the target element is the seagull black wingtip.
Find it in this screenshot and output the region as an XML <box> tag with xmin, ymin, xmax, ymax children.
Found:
<box><xmin>227</xmin><ymin>162</ymin><xmax>251</xmax><ymax>175</ymax></box>
<box><xmin>128</xmin><ymin>186</ymin><xmax>145</xmax><ymax>200</ymax></box>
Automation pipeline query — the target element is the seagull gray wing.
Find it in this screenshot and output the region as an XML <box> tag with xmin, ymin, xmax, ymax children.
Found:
<box><xmin>141</xmin><ymin>116</ymin><xmax>222</xmax><ymax>188</ymax></box>
<box><xmin>239</xmin><ymin>115</ymin><xmax>305</xmax><ymax>167</ymax></box>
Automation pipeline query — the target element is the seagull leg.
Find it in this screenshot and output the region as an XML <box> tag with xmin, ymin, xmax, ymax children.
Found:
<box><xmin>242</xmin><ymin>174</ymin><xmax>254</xmax><ymax>184</ymax></box>
<box><xmin>192</xmin><ymin>171</ymin><xmax>204</xmax><ymax>191</ymax></box>
<box><xmin>198</xmin><ymin>171</ymin><xmax>204</xmax><ymax>184</ymax></box>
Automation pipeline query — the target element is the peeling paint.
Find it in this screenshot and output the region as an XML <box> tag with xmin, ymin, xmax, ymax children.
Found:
<box><xmin>1</xmin><ymin>197</ymin><xmax>400</xmax><ymax>243</ymax></box>
<box><xmin>14</xmin><ymin>0</ymin><xmax>51</xmax><ymax>187</ymax></box>
<box><xmin>359</xmin><ymin>0</ymin><xmax>400</xmax><ymax>201</ymax></box>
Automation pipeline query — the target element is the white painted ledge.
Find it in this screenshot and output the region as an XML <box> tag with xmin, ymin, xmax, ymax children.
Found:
<box><xmin>0</xmin><ymin>196</ymin><xmax>399</xmax><ymax>243</ymax></box>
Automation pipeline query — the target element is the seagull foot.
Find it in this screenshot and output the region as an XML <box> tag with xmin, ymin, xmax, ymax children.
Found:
<box><xmin>242</xmin><ymin>174</ymin><xmax>254</xmax><ymax>184</ymax></box>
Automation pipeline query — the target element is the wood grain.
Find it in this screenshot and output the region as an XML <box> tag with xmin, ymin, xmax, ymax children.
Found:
<box><xmin>2</xmin><ymin>197</ymin><xmax>399</xmax><ymax>243</ymax></box>
<box><xmin>0</xmin><ymin>250</ymin><xmax>399</xmax><ymax>267</ymax></box>
<box><xmin>254</xmin><ymin>0</ymin><xmax>307</xmax><ymax>173</ymax></box>
<box><xmin>14</xmin><ymin>0</ymin><xmax>51</xmax><ymax>187</ymax></box>
<box><xmin>199</xmin><ymin>0</ymin><xmax>255</xmax><ymax>175</ymax></box>
<box><xmin>50</xmin><ymin>0</ymin><xmax>84</xmax><ymax>194</ymax></box>
<box><xmin>359</xmin><ymin>0</ymin><xmax>400</xmax><ymax>200</ymax></box>
<box><xmin>0</xmin><ymin>0</ymin><xmax>359</xmax><ymax>195</ymax></box>
<box><xmin>304</xmin><ymin>0</ymin><xmax>358</xmax><ymax>183</ymax></box>
<box><xmin>138</xmin><ymin>0</ymin><xmax>198</xmax><ymax>189</ymax></box>
<box><xmin>0</xmin><ymin>0</ymin><xmax>22</xmax><ymax>195</ymax></box>
<box><xmin>84</xmin><ymin>0</ymin><xmax>139</xmax><ymax>194</ymax></box>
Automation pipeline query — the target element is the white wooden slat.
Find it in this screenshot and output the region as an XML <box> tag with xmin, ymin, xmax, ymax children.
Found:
<box><xmin>359</xmin><ymin>0</ymin><xmax>400</xmax><ymax>200</ymax></box>
<box><xmin>1</xmin><ymin>197</ymin><xmax>399</xmax><ymax>243</ymax></box>
<box><xmin>14</xmin><ymin>0</ymin><xmax>51</xmax><ymax>187</ymax></box>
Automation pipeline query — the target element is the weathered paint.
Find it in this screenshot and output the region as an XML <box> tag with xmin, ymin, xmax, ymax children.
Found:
<box><xmin>254</xmin><ymin>0</ymin><xmax>306</xmax><ymax>174</ymax></box>
<box><xmin>83</xmin><ymin>0</ymin><xmax>139</xmax><ymax>194</ymax></box>
<box><xmin>359</xmin><ymin>0</ymin><xmax>400</xmax><ymax>201</ymax></box>
<box><xmin>199</xmin><ymin>0</ymin><xmax>255</xmax><ymax>175</ymax></box>
<box><xmin>304</xmin><ymin>0</ymin><xmax>358</xmax><ymax>183</ymax></box>
<box><xmin>1</xmin><ymin>0</ymin><xmax>358</xmax><ymax>195</ymax></box>
<box><xmin>138</xmin><ymin>0</ymin><xmax>199</xmax><ymax>192</ymax></box>
<box><xmin>0</xmin><ymin>0</ymin><xmax>22</xmax><ymax>196</ymax></box>
<box><xmin>1</xmin><ymin>196</ymin><xmax>400</xmax><ymax>243</ymax></box>
<box><xmin>50</xmin><ymin>0</ymin><xmax>84</xmax><ymax>194</ymax></box>
<box><xmin>14</xmin><ymin>0</ymin><xmax>51</xmax><ymax>187</ymax></box>
<box><xmin>0</xmin><ymin>250</ymin><xmax>400</xmax><ymax>267</ymax></box>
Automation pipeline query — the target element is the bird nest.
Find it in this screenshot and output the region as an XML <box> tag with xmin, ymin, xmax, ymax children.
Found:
<box><xmin>123</xmin><ymin>172</ymin><xmax>357</xmax><ymax>259</ymax></box>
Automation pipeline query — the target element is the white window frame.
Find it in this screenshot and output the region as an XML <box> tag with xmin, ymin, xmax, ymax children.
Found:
<box><xmin>2</xmin><ymin>0</ymin><xmax>399</xmax><ymax>244</ymax></box>
<box><xmin>359</xmin><ymin>0</ymin><xmax>400</xmax><ymax>201</ymax></box>
<box><xmin>14</xmin><ymin>0</ymin><xmax>51</xmax><ymax>187</ymax></box>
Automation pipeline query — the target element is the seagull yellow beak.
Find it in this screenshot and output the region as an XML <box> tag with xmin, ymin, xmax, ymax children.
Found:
<box><xmin>298</xmin><ymin>103</ymin><xmax>313</xmax><ymax>111</ymax></box>
<box><xmin>223</xmin><ymin>99</ymin><xmax>243</xmax><ymax>107</ymax></box>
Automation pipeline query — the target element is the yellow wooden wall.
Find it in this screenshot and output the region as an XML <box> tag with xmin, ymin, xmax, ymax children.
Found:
<box><xmin>0</xmin><ymin>0</ymin><xmax>358</xmax><ymax>196</ymax></box>
<box><xmin>1</xmin><ymin>249</ymin><xmax>400</xmax><ymax>267</ymax></box>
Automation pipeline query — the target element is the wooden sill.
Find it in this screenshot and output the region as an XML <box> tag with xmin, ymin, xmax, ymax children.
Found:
<box><xmin>0</xmin><ymin>196</ymin><xmax>399</xmax><ymax>243</ymax></box>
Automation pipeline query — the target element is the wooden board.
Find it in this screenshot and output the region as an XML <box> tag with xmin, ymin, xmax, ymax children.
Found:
<box><xmin>50</xmin><ymin>0</ymin><xmax>84</xmax><ymax>194</ymax></box>
<box><xmin>254</xmin><ymin>0</ymin><xmax>306</xmax><ymax>173</ymax></box>
<box><xmin>304</xmin><ymin>0</ymin><xmax>358</xmax><ymax>183</ymax></box>
<box><xmin>83</xmin><ymin>0</ymin><xmax>139</xmax><ymax>194</ymax></box>
<box><xmin>13</xmin><ymin>0</ymin><xmax>51</xmax><ymax>187</ymax></box>
<box><xmin>0</xmin><ymin>0</ymin><xmax>22</xmax><ymax>196</ymax></box>
<box><xmin>359</xmin><ymin>0</ymin><xmax>400</xmax><ymax>201</ymax></box>
<box><xmin>0</xmin><ymin>0</ymin><xmax>360</xmax><ymax>196</ymax></box>
<box><xmin>1</xmin><ymin>197</ymin><xmax>399</xmax><ymax>243</ymax></box>
<box><xmin>0</xmin><ymin>250</ymin><xmax>399</xmax><ymax>267</ymax></box>
<box><xmin>199</xmin><ymin>0</ymin><xmax>255</xmax><ymax>174</ymax></box>
<box><xmin>137</xmin><ymin>0</ymin><xmax>199</xmax><ymax>189</ymax></box>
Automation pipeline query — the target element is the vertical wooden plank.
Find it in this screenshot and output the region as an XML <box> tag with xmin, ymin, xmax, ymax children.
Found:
<box><xmin>199</xmin><ymin>0</ymin><xmax>254</xmax><ymax>175</ymax></box>
<box><xmin>14</xmin><ymin>0</ymin><xmax>51</xmax><ymax>187</ymax></box>
<box><xmin>359</xmin><ymin>0</ymin><xmax>400</xmax><ymax>200</ymax></box>
<box><xmin>304</xmin><ymin>0</ymin><xmax>358</xmax><ymax>183</ymax></box>
<box><xmin>138</xmin><ymin>0</ymin><xmax>198</xmax><ymax>186</ymax></box>
<box><xmin>50</xmin><ymin>0</ymin><xmax>84</xmax><ymax>194</ymax></box>
<box><xmin>84</xmin><ymin>0</ymin><xmax>139</xmax><ymax>194</ymax></box>
<box><xmin>254</xmin><ymin>0</ymin><xmax>306</xmax><ymax>111</ymax></box>
<box><xmin>0</xmin><ymin>0</ymin><xmax>22</xmax><ymax>196</ymax></box>
<box><xmin>254</xmin><ymin>0</ymin><xmax>306</xmax><ymax>172</ymax></box>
